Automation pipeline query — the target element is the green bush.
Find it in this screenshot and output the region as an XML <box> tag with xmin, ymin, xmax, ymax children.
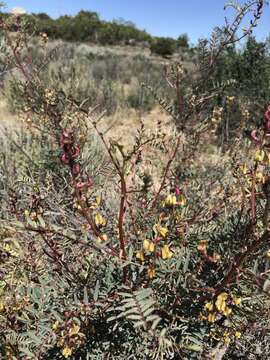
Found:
<box><xmin>150</xmin><ymin>37</ymin><xmax>176</xmax><ymax>57</ymax></box>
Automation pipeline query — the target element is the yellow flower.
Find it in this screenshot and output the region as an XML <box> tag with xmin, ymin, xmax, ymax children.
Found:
<box><xmin>197</xmin><ymin>240</ymin><xmax>207</xmax><ymax>252</ymax></box>
<box><xmin>256</xmin><ymin>171</ymin><xmax>264</xmax><ymax>183</ymax></box>
<box><xmin>143</xmin><ymin>239</ymin><xmax>155</xmax><ymax>253</ymax></box>
<box><xmin>62</xmin><ymin>347</ymin><xmax>72</xmax><ymax>358</ymax></box>
<box><xmin>95</xmin><ymin>213</ymin><xmax>106</xmax><ymax>227</ymax></box>
<box><xmin>198</xmin><ymin>313</ymin><xmax>207</xmax><ymax>321</ymax></box>
<box><xmin>98</xmin><ymin>234</ymin><xmax>108</xmax><ymax>242</ymax></box>
<box><xmin>178</xmin><ymin>194</ymin><xmax>187</xmax><ymax>206</ymax></box>
<box><xmin>232</xmin><ymin>297</ymin><xmax>242</xmax><ymax>306</ymax></box>
<box><xmin>204</xmin><ymin>302</ymin><xmax>214</xmax><ymax>312</ymax></box>
<box><xmin>266</xmin><ymin>250</ymin><xmax>270</xmax><ymax>259</ymax></box>
<box><xmin>235</xmin><ymin>331</ymin><xmax>241</xmax><ymax>339</ymax></box>
<box><xmin>52</xmin><ymin>321</ymin><xmax>60</xmax><ymax>331</ymax></box>
<box><xmin>213</xmin><ymin>252</ymin><xmax>221</xmax><ymax>262</ymax></box>
<box><xmin>154</xmin><ymin>224</ymin><xmax>168</xmax><ymax>238</ymax></box>
<box><xmin>69</xmin><ymin>323</ymin><xmax>80</xmax><ymax>336</ymax></box>
<box><xmin>136</xmin><ymin>250</ymin><xmax>145</xmax><ymax>262</ymax></box>
<box><xmin>2</xmin><ymin>243</ymin><xmax>19</xmax><ymax>257</ymax></box>
<box><xmin>223</xmin><ymin>307</ymin><xmax>232</xmax><ymax>316</ymax></box>
<box><xmin>164</xmin><ymin>194</ymin><xmax>177</xmax><ymax>206</ymax></box>
<box><xmin>215</xmin><ymin>292</ymin><xmax>228</xmax><ymax>313</ymax></box>
<box><xmin>227</xmin><ymin>96</ymin><xmax>235</xmax><ymax>103</ymax></box>
<box><xmin>224</xmin><ymin>337</ymin><xmax>231</xmax><ymax>345</ymax></box>
<box><xmin>218</xmin><ymin>292</ymin><xmax>228</xmax><ymax>300</ymax></box>
<box><xmin>207</xmin><ymin>312</ymin><xmax>216</xmax><ymax>323</ymax></box>
<box><xmin>147</xmin><ymin>267</ymin><xmax>156</xmax><ymax>279</ymax></box>
<box><xmin>161</xmin><ymin>245</ymin><xmax>173</xmax><ymax>260</ymax></box>
<box><xmin>240</xmin><ymin>163</ymin><xmax>248</xmax><ymax>175</ymax></box>
<box><xmin>254</xmin><ymin>150</ymin><xmax>265</xmax><ymax>163</ymax></box>
<box><xmin>0</xmin><ymin>301</ymin><xmax>4</xmax><ymax>312</ymax></box>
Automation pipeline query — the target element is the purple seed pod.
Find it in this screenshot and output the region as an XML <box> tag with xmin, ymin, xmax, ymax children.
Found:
<box><xmin>60</xmin><ymin>129</ymin><xmax>73</xmax><ymax>146</ymax></box>
<box><xmin>60</xmin><ymin>153</ymin><xmax>69</xmax><ymax>165</ymax></box>
<box><xmin>264</xmin><ymin>106</ymin><xmax>270</xmax><ymax>123</ymax></box>
<box><xmin>71</xmin><ymin>145</ymin><xmax>80</xmax><ymax>159</ymax></box>
<box><xmin>75</xmin><ymin>177</ymin><xmax>93</xmax><ymax>191</ymax></box>
<box><xmin>251</xmin><ymin>129</ymin><xmax>260</xmax><ymax>143</ymax></box>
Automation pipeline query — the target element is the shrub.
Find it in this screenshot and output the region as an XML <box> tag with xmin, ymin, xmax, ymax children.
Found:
<box><xmin>0</xmin><ymin>2</ymin><xmax>269</xmax><ymax>360</ymax></box>
<box><xmin>150</xmin><ymin>37</ymin><xmax>176</xmax><ymax>57</ymax></box>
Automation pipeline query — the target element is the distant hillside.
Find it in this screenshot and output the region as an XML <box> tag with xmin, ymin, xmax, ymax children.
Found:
<box><xmin>0</xmin><ymin>10</ymin><xmax>190</xmax><ymax>54</ymax></box>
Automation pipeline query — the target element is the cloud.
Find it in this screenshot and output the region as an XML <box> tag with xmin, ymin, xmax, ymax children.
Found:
<box><xmin>10</xmin><ymin>7</ymin><xmax>27</xmax><ymax>15</ymax></box>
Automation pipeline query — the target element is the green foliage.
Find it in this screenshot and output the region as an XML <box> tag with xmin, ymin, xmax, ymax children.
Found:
<box><xmin>150</xmin><ymin>37</ymin><xmax>176</xmax><ymax>57</ymax></box>
<box><xmin>177</xmin><ymin>34</ymin><xmax>189</xmax><ymax>49</ymax></box>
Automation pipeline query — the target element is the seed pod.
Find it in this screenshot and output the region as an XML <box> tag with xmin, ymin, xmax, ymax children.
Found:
<box><xmin>71</xmin><ymin>145</ymin><xmax>80</xmax><ymax>159</ymax></box>
<box><xmin>60</xmin><ymin>153</ymin><xmax>69</xmax><ymax>165</ymax></box>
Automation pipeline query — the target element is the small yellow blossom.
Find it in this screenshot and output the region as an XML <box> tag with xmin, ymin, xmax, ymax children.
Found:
<box><xmin>227</xmin><ymin>96</ymin><xmax>235</xmax><ymax>103</ymax></box>
<box><xmin>232</xmin><ymin>297</ymin><xmax>242</xmax><ymax>306</ymax></box>
<box><xmin>164</xmin><ymin>194</ymin><xmax>177</xmax><ymax>206</ymax></box>
<box><xmin>95</xmin><ymin>213</ymin><xmax>106</xmax><ymax>227</ymax></box>
<box><xmin>240</xmin><ymin>163</ymin><xmax>248</xmax><ymax>175</ymax></box>
<box><xmin>0</xmin><ymin>301</ymin><xmax>5</xmax><ymax>312</ymax></box>
<box><xmin>256</xmin><ymin>171</ymin><xmax>265</xmax><ymax>183</ymax></box>
<box><xmin>143</xmin><ymin>239</ymin><xmax>155</xmax><ymax>252</ymax></box>
<box><xmin>147</xmin><ymin>267</ymin><xmax>156</xmax><ymax>279</ymax></box>
<box><xmin>242</xmin><ymin>109</ymin><xmax>250</xmax><ymax>118</ymax></box>
<box><xmin>161</xmin><ymin>245</ymin><xmax>173</xmax><ymax>260</ymax></box>
<box><xmin>224</xmin><ymin>337</ymin><xmax>231</xmax><ymax>345</ymax></box>
<box><xmin>136</xmin><ymin>250</ymin><xmax>145</xmax><ymax>262</ymax></box>
<box><xmin>204</xmin><ymin>302</ymin><xmax>214</xmax><ymax>311</ymax></box>
<box><xmin>198</xmin><ymin>313</ymin><xmax>207</xmax><ymax>321</ymax></box>
<box><xmin>2</xmin><ymin>243</ymin><xmax>19</xmax><ymax>257</ymax></box>
<box><xmin>178</xmin><ymin>194</ymin><xmax>187</xmax><ymax>206</ymax></box>
<box><xmin>223</xmin><ymin>307</ymin><xmax>232</xmax><ymax>316</ymax></box>
<box><xmin>218</xmin><ymin>292</ymin><xmax>228</xmax><ymax>301</ymax></box>
<box><xmin>69</xmin><ymin>323</ymin><xmax>80</xmax><ymax>336</ymax></box>
<box><xmin>254</xmin><ymin>150</ymin><xmax>265</xmax><ymax>163</ymax></box>
<box><xmin>266</xmin><ymin>250</ymin><xmax>270</xmax><ymax>259</ymax></box>
<box><xmin>154</xmin><ymin>224</ymin><xmax>168</xmax><ymax>238</ymax></box>
<box><xmin>207</xmin><ymin>312</ymin><xmax>216</xmax><ymax>323</ymax></box>
<box><xmin>213</xmin><ymin>252</ymin><xmax>221</xmax><ymax>262</ymax></box>
<box><xmin>52</xmin><ymin>321</ymin><xmax>60</xmax><ymax>331</ymax></box>
<box><xmin>197</xmin><ymin>240</ymin><xmax>207</xmax><ymax>252</ymax></box>
<box><xmin>98</xmin><ymin>234</ymin><xmax>108</xmax><ymax>242</ymax></box>
<box><xmin>62</xmin><ymin>346</ymin><xmax>72</xmax><ymax>358</ymax></box>
<box><xmin>235</xmin><ymin>331</ymin><xmax>241</xmax><ymax>339</ymax></box>
<box><xmin>215</xmin><ymin>292</ymin><xmax>228</xmax><ymax>313</ymax></box>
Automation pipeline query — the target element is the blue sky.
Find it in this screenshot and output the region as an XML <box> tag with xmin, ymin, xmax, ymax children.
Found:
<box><xmin>3</xmin><ymin>0</ymin><xmax>270</xmax><ymax>44</ymax></box>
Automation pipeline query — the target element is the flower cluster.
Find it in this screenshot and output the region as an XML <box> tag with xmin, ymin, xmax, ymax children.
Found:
<box><xmin>52</xmin><ymin>318</ymin><xmax>85</xmax><ymax>358</ymax></box>
<box><xmin>202</xmin><ymin>292</ymin><xmax>241</xmax><ymax>323</ymax></box>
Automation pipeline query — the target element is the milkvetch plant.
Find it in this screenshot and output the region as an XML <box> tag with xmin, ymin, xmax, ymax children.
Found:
<box><xmin>0</xmin><ymin>1</ymin><xmax>269</xmax><ymax>359</ymax></box>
